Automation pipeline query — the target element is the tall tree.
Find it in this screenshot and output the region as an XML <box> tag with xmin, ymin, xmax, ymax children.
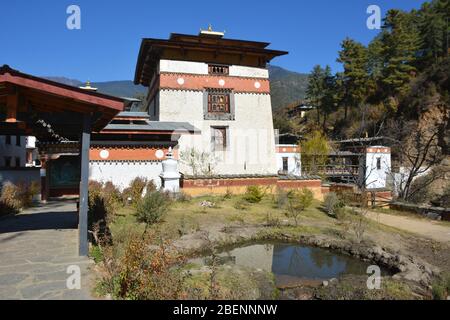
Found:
<box><xmin>380</xmin><ymin>9</ymin><xmax>421</xmax><ymax>97</ymax></box>
<box><xmin>418</xmin><ymin>0</ymin><xmax>448</xmax><ymax>65</ymax></box>
<box><xmin>336</xmin><ymin>38</ymin><xmax>369</xmax><ymax>119</ymax></box>
<box><xmin>301</xmin><ymin>130</ymin><xmax>330</xmax><ymax>175</ymax></box>
<box><xmin>320</xmin><ymin>65</ymin><xmax>337</xmax><ymax>128</ymax></box>
<box><xmin>305</xmin><ymin>65</ymin><xmax>326</xmax><ymax>125</ymax></box>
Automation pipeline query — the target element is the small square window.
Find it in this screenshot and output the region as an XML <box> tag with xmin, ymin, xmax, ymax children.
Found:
<box><xmin>208</xmin><ymin>64</ymin><xmax>229</xmax><ymax>76</ymax></box>
<box><xmin>15</xmin><ymin>157</ymin><xmax>21</xmax><ymax>168</ymax></box>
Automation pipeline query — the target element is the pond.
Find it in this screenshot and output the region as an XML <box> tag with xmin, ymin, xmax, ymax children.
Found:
<box><xmin>192</xmin><ymin>243</ymin><xmax>392</xmax><ymax>288</ymax></box>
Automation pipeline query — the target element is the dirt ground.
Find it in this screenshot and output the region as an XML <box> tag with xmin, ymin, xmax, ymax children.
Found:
<box><xmin>366</xmin><ymin>210</ymin><xmax>450</xmax><ymax>243</ymax></box>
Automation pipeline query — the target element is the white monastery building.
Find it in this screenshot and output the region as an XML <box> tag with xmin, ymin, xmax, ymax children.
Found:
<box><xmin>134</xmin><ymin>28</ymin><xmax>288</xmax><ymax>176</ymax></box>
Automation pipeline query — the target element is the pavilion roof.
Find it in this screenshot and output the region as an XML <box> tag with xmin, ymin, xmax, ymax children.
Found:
<box><xmin>0</xmin><ymin>65</ymin><xmax>125</xmax><ymax>137</ymax></box>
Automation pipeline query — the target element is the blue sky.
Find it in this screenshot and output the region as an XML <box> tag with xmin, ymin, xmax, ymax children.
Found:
<box><xmin>0</xmin><ymin>0</ymin><xmax>425</xmax><ymax>82</ymax></box>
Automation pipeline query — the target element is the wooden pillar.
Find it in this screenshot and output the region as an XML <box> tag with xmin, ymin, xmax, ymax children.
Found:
<box><xmin>40</xmin><ymin>158</ymin><xmax>49</xmax><ymax>202</ymax></box>
<box><xmin>78</xmin><ymin>114</ymin><xmax>91</xmax><ymax>256</ymax></box>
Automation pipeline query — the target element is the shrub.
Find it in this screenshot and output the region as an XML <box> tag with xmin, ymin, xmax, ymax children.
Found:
<box><xmin>243</xmin><ymin>186</ymin><xmax>265</xmax><ymax>203</ymax></box>
<box><xmin>176</xmin><ymin>191</ymin><xmax>192</xmax><ymax>203</ymax></box>
<box><xmin>298</xmin><ymin>188</ymin><xmax>314</xmax><ymax>210</ymax></box>
<box><xmin>123</xmin><ymin>177</ymin><xmax>148</xmax><ymax>206</ymax></box>
<box><xmin>0</xmin><ymin>182</ymin><xmax>24</xmax><ymax>214</ymax></box>
<box><xmin>431</xmin><ymin>272</ymin><xmax>450</xmax><ymax>300</ymax></box>
<box><xmin>233</xmin><ymin>199</ymin><xmax>249</xmax><ymax>210</ymax></box>
<box><xmin>99</xmin><ymin>233</ymin><xmax>188</xmax><ymax>300</ymax></box>
<box><xmin>88</xmin><ymin>180</ymin><xmax>123</xmax><ymax>242</ymax></box>
<box><xmin>136</xmin><ymin>191</ymin><xmax>171</xmax><ymax>226</ymax></box>
<box><xmin>324</xmin><ymin>192</ymin><xmax>344</xmax><ymax>217</ymax></box>
<box><xmin>29</xmin><ymin>181</ymin><xmax>40</xmax><ymax>200</ymax></box>
<box><xmin>223</xmin><ymin>188</ymin><xmax>233</xmax><ymax>200</ymax></box>
<box><xmin>284</xmin><ymin>188</ymin><xmax>314</xmax><ymax>226</ymax></box>
<box><xmin>102</xmin><ymin>181</ymin><xmax>122</xmax><ymax>217</ymax></box>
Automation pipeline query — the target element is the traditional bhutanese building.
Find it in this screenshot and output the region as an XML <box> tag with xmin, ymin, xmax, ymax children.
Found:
<box><xmin>134</xmin><ymin>27</ymin><xmax>288</xmax><ymax>176</ymax></box>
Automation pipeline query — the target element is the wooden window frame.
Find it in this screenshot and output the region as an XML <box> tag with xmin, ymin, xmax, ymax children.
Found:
<box><xmin>282</xmin><ymin>157</ymin><xmax>289</xmax><ymax>172</ymax></box>
<box><xmin>208</xmin><ymin>92</ymin><xmax>230</xmax><ymax>114</ymax></box>
<box><xmin>376</xmin><ymin>157</ymin><xmax>381</xmax><ymax>170</ymax></box>
<box><xmin>211</xmin><ymin>126</ymin><xmax>228</xmax><ymax>151</ymax></box>
<box><xmin>208</xmin><ymin>64</ymin><xmax>229</xmax><ymax>76</ymax></box>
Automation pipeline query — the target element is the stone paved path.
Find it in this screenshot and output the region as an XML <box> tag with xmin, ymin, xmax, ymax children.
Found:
<box><xmin>0</xmin><ymin>200</ymin><xmax>94</xmax><ymax>300</ymax></box>
<box><xmin>366</xmin><ymin>210</ymin><xmax>450</xmax><ymax>244</ymax></box>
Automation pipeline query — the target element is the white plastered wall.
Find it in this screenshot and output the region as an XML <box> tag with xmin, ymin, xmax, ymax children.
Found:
<box><xmin>89</xmin><ymin>161</ymin><xmax>163</xmax><ymax>191</ymax></box>
<box><xmin>159</xmin><ymin>59</ymin><xmax>269</xmax><ymax>78</ymax></box>
<box><xmin>364</xmin><ymin>149</ymin><xmax>391</xmax><ymax>189</ymax></box>
<box><xmin>275</xmin><ymin>146</ymin><xmax>301</xmax><ymax>176</ymax></box>
<box><xmin>158</xmin><ymin>89</ymin><xmax>278</xmax><ymax>175</ymax></box>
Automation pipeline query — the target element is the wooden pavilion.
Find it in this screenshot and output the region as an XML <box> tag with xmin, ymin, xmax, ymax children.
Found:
<box><xmin>0</xmin><ymin>65</ymin><xmax>124</xmax><ymax>255</ymax></box>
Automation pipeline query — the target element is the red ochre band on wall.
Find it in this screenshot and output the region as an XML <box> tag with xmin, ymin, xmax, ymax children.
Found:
<box><xmin>158</xmin><ymin>73</ymin><xmax>270</xmax><ymax>93</ymax></box>
<box><xmin>89</xmin><ymin>147</ymin><xmax>178</xmax><ymax>161</ymax></box>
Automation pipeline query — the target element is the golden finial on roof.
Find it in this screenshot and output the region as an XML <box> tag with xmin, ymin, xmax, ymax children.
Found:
<box><xmin>79</xmin><ymin>80</ymin><xmax>98</xmax><ymax>92</ymax></box>
<box><xmin>200</xmin><ymin>24</ymin><xmax>225</xmax><ymax>38</ymax></box>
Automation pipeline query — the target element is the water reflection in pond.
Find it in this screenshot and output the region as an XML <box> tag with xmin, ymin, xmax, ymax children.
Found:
<box><xmin>192</xmin><ymin>243</ymin><xmax>389</xmax><ymax>288</ymax></box>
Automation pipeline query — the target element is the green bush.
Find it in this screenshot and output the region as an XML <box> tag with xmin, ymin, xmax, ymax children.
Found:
<box><xmin>432</xmin><ymin>273</ymin><xmax>450</xmax><ymax>300</ymax></box>
<box><xmin>324</xmin><ymin>192</ymin><xmax>344</xmax><ymax>216</ymax></box>
<box><xmin>243</xmin><ymin>186</ymin><xmax>265</xmax><ymax>203</ymax></box>
<box><xmin>136</xmin><ymin>191</ymin><xmax>171</xmax><ymax>226</ymax></box>
<box><xmin>122</xmin><ymin>177</ymin><xmax>148</xmax><ymax>206</ymax></box>
<box><xmin>102</xmin><ymin>181</ymin><xmax>122</xmax><ymax>217</ymax></box>
<box><xmin>88</xmin><ymin>180</ymin><xmax>123</xmax><ymax>242</ymax></box>
<box><xmin>233</xmin><ymin>199</ymin><xmax>249</xmax><ymax>210</ymax></box>
<box><xmin>298</xmin><ymin>188</ymin><xmax>314</xmax><ymax>210</ymax></box>
<box><xmin>284</xmin><ymin>188</ymin><xmax>314</xmax><ymax>226</ymax></box>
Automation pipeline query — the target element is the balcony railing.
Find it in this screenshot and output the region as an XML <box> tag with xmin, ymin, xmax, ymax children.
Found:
<box><xmin>303</xmin><ymin>165</ymin><xmax>359</xmax><ymax>176</ymax></box>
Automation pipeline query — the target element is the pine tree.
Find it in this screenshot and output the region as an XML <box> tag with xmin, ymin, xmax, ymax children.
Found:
<box><xmin>336</xmin><ymin>38</ymin><xmax>369</xmax><ymax>119</ymax></box>
<box><xmin>306</xmin><ymin>65</ymin><xmax>326</xmax><ymax>125</ymax></box>
<box><xmin>380</xmin><ymin>9</ymin><xmax>421</xmax><ymax>96</ymax></box>
<box><xmin>321</xmin><ymin>65</ymin><xmax>337</xmax><ymax>129</ymax></box>
<box><xmin>418</xmin><ymin>0</ymin><xmax>448</xmax><ymax>65</ymax></box>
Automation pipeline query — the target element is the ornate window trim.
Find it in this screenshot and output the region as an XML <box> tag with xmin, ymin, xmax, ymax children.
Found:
<box><xmin>203</xmin><ymin>89</ymin><xmax>235</xmax><ymax>121</ymax></box>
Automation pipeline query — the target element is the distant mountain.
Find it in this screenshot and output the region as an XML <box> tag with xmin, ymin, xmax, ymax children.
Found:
<box><xmin>268</xmin><ymin>65</ymin><xmax>309</xmax><ymax>110</ymax></box>
<box><xmin>45</xmin><ymin>77</ymin><xmax>146</xmax><ymax>99</ymax></box>
<box><xmin>92</xmin><ymin>81</ymin><xmax>146</xmax><ymax>98</ymax></box>
<box><xmin>45</xmin><ymin>77</ymin><xmax>82</xmax><ymax>87</ymax></box>
<box><xmin>45</xmin><ymin>65</ymin><xmax>308</xmax><ymax>109</ymax></box>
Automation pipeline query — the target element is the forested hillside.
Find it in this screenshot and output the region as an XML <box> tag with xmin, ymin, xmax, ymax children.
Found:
<box><xmin>278</xmin><ymin>0</ymin><xmax>449</xmax><ymax>205</ymax></box>
<box><xmin>278</xmin><ymin>0</ymin><xmax>449</xmax><ymax>145</ymax></box>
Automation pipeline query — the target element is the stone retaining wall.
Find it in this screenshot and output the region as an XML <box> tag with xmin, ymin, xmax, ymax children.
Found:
<box><xmin>390</xmin><ymin>202</ymin><xmax>450</xmax><ymax>221</ymax></box>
